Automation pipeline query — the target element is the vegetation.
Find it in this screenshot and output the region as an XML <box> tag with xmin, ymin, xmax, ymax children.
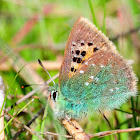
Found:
<box><xmin>0</xmin><ymin>0</ymin><xmax>139</xmax><ymax>139</ymax></box>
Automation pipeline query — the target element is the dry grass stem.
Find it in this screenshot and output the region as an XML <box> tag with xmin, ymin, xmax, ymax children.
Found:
<box><xmin>38</xmin><ymin>123</ymin><xmax>140</xmax><ymax>139</ymax></box>
<box><xmin>0</xmin><ymin>76</ymin><xmax>5</xmax><ymax>140</ymax></box>
<box><xmin>0</xmin><ymin>60</ymin><xmax>61</xmax><ymax>71</ymax></box>
<box><xmin>0</xmin><ymin>110</ymin><xmax>5</xmax><ymax>140</ymax></box>
<box><xmin>62</xmin><ymin>119</ymin><xmax>90</xmax><ymax>140</ymax></box>
<box><xmin>38</xmin><ymin>131</ymin><xmax>72</xmax><ymax>139</ymax></box>
<box><xmin>89</xmin><ymin>127</ymin><xmax>140</xmax><ymax>138</ymax></box>
<box><xmin>30</xmin><ymin>60</ymin><xmax>61</xmax><ymax>70</ymax></box>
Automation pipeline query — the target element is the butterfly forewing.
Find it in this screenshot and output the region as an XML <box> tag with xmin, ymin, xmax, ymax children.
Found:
<box><xmin>59</xmin><ymin>17</ymin><xmax>114</xmax><ymax>84</ymax></box>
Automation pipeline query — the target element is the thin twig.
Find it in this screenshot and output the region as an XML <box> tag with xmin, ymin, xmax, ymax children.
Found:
<box><xmin>37</xmin><ymin>127</ymin><xmax>140</xmax><ymax>139</ymax></box>
<box><xmin>38</xmin><ymin>131</ymin><xmax>72</xmax><ymax>139</ymax></box>
<box><xmin>5</xmin><ymin>111</ymin><xmax>45</xmax><ymax>140</ymax></box>
<box><xmin>99</xmin><ymin>111</ymin><xmax>118</xmax><ymax>140</ymax></box>
<box><xmin>130</xmin><ymin>108</ymin><xmax>140</xmax><ymax>115</ymax></box>
<box><xmin>99</xmin><ymin>110</ymin><xmax>112</xmax><ymax>128</ymax></box>
<box><xmin>89</xmin><ymin>127</ymin><xmax>140</xmax><ymax>138</ymax></box>
<box><xmin>12</xmin><ymin>107</ymin><xmax>44</xmax><ymax>140</ymax></box>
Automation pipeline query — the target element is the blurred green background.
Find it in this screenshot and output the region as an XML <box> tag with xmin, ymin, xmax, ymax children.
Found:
<box><xmin>0</xmin><ymin>0</ymin><xmax>139</xmax><ymax>139</ymax></box>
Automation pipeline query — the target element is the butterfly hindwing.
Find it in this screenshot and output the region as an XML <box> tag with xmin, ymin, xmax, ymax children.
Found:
<box><xmin>59</xmin><ymin>52</ymin><xmax>136</xmax><ymax>118</ymax></box>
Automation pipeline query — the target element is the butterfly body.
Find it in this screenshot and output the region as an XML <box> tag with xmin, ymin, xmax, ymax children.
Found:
<box><xmin>49</xmin><ymin>17</ymin><xmax>137</xmax><ymax>119</ymax></box>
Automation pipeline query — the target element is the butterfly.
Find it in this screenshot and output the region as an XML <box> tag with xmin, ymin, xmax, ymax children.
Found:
<box><xmin>49</xmin><ymin>17</ymin><xmax>137</xmax><ymax>119</ymax></box>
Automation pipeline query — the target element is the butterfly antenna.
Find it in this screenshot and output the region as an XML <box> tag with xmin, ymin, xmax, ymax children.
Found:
<box><xmin>21</xmin><ymin>84</ymin><xmax>45</xmax><ymax>88</ymax></box>
<box><xmin>38</xmin><ymin>59</ymin><xmax>56</xmax><ymax>85</ymax></box>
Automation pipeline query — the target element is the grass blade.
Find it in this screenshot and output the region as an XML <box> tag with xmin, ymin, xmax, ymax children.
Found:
<box><xmin>88</xmin><ymin>0</ymin><xmax>99</xmax><ymax>28</ymax></box>
<box><xmin>0</xmin><ymin>99</ymin><xmax>34</xmax><ymax>134</ymax></box>
<box><xmin>102</xmin><ymin>0</ymin><xmax>106</xmax><ymax>34</ymax></box>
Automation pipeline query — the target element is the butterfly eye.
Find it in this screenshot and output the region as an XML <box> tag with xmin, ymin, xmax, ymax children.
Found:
<box><xmin>51</xmin><ymin>90</ymin><xmax>58</xmax><ymax>101</ymax></box>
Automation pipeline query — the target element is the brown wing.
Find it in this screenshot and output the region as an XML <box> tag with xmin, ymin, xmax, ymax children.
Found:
<box><xmin>57</xmin><ymin>17</ymin><xmax>137</xmax><ymax>116</ymax></box>
<box><xmin>59</xmin><ymin>17</ymin><xmax>116</xmax><ymax>83</ymax></box>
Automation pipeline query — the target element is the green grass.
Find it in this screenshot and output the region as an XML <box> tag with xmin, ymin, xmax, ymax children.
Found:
<box><xmin>0</xmin><ymin>0</ymin><xmax>139</xmax><ymax>139</ymax></box>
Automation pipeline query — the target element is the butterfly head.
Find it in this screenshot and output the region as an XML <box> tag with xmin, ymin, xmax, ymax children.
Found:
<box><xmin>49</xmin><ymin>84</ymin><xmax>60</xmax><ymax>110</ymax></box>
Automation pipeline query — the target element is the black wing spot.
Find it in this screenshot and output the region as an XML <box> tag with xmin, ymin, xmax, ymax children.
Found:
<box><xmin>71</xmin><ymin>67</ymin><xmax>74</xmax><ymax>72</ymax></box>
<box><xmin>72</xmin><ymin>51</ymin><xmax>74</xmax><ymax>54</ymax></box>
<box><xmin>88</xmin><ymin>42</ymin><xmax>93</xmax><ymax>46</ymax></box>
<box><xmin>81</xmin><ymin>42</ymin><xmax>85</xmax><ymax>46</ymax></box>
<box><xmin>81</xmin><ymin>51</ymin><xmax>86</xmax><ymax>57</ymax></box>
<box><xmin>73</xmin><ymin>57</ymin><xmax>77</xmax><ymax>62</ymax></box>
<box><xmin>82</xmin><ymin>60</ymin><xmax>85</xmax><ymax>64</ymax></box>
<box><xmin>75</xmin><ymin>50</ymin><xmax>80</xmax><ymax>55</ymax></box>
<box><xmin>93</xmin><ymin>47</ymin><xmax>99</xmax><ymax>52</ymax></box>
<box><xmin>74</xmin><ymin>69</ymin><xmax>77</xmax><ymax>72</ymax></box>
<box><xmin>77</xmin><ymin>58</ymin><xmax>82</xmax><ymax>63</ymax></box>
